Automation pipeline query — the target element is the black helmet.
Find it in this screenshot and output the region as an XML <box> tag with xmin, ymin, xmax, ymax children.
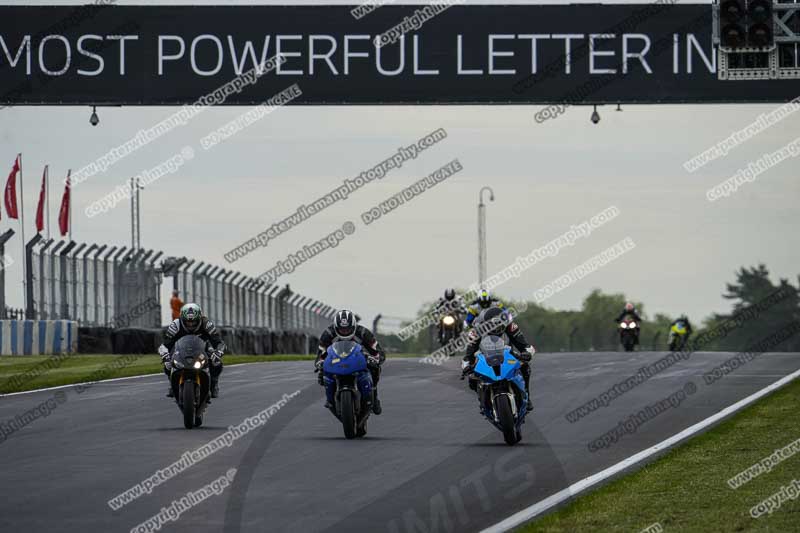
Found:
<box><xmin>479</xmin><ymin>306</ymin><xmax>508</xmax><ymax>337</ymax></box>
<box><xmin>333</xmin><ymin>309</ymin><xmax>357</xmax><ymax>339</ymax></box>
<box><xmin>478</xmin><ymin>290</ymin><xmax>492</xmax><ymax>308</ymax></box>
<box><xmin>444</xmin><ymin>288</ymin><xmax>456</xmax><ymax>301</ymax></box>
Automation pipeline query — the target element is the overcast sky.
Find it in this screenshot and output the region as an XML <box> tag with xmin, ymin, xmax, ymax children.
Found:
<box><xmin>1</xmin><ymin>1</ymin><xmax>798</xmax><ymax>329</ymax></box>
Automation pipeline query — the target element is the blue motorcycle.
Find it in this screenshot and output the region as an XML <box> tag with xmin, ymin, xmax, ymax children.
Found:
<box><xmin>466</xmin><ymin>335</ymin><xmax>529</xmax><ymax>445</ymax></box>
<box><xmin>321</xmin><ymin>340</ymin><xmax>374</xmax><ymax>439</ymax></box>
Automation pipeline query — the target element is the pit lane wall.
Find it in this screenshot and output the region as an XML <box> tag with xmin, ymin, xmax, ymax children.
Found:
<box><xmin>0</xmin><ymin>320</ymin><xmax>78</xmax><ymax>355</ymax></box>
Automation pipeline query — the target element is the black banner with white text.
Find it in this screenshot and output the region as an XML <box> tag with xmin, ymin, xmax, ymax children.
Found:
<box><xmin>0</xmin><ymin>4</ymin><xmax>797</xmax><ymax>106</ymax></box>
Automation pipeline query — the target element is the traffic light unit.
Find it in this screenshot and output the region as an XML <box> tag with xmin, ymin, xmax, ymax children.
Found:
<box><xmin>714</xmin><ymin>0</ymin><xmax>800</xmax><ymax>79</ymax></box>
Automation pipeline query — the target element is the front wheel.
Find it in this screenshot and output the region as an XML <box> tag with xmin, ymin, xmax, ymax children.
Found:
<box><xmin>495</xmin><ymin>394</ymin><xmax>518</xmax><ymax>446</ymax></box>
<box><xmin>182</xmin><ymin>380</ymin><xmax>196</xmax><ymax>430</ymax></box>
<box><xmin>622</xmin><ymin>334</ymin><xmax>636</xmax><ymax>352</ymax></box>
<box><xmin>340</xmin><ymin>391</ymin><xmax>357</xmax><ymax>439</ymax></box>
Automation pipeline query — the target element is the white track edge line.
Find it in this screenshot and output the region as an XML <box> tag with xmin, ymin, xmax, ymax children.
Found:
<box><xmin>0</xmin><ymin>355</ymin><xmax>429</xmax><ymax>398</ymax></box>
<box><xmin>0</xmin><ymin>360</ymin><xmax>287</xmax><ymax>398</ymax></box>
<box><xmin>481</xmin><ymin>366</ymin><xmax>800</xmax><ymax>533</ymax></box>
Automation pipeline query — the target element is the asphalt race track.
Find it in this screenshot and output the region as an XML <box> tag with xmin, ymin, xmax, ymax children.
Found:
<box><xmin>1</xmin><ymin>351</ymin><xmax>799</xmax><ymax>533</ymax></box>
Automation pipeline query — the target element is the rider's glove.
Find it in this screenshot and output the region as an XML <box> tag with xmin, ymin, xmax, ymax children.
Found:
<box><xmin>367</xmin><ymin>356</ymin><xmax>381</xmax><ymax>368</ymax></box>
<box><xmin>158</xmin><ymin>345</ymin><xmax>169</xmax><ymax>360</ymax></box>
<box><xmin>517</xmin><ymin>346</ymin><xmax>535</xmax><ymax>362</ymax></box>
<box><xmin>315</xmin><ymin>360</ymin><xmax>325</xmax><ymax>385</ymax></box>
<box><xmin>210</xmin><ymin>350</ymin><xmax>223</xmax><ymax>366</ymax></box>
<box><xmin>460</xmin><ymin>359</ymin><xmax>473</xmax><ymax>379</ymax></box>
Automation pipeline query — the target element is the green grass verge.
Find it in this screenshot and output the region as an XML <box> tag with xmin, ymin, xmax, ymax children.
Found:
<box><xmin>519</xmin><ymin>377</ymin><xmax>800</xmax><ymax>532</ymax></box>
<box><xmin>0</xmin><ymin>353</ymin><xmax>424</xmax><ymax>394</ymax></box>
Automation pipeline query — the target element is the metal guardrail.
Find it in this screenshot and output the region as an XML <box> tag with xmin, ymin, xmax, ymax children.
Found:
<box><xmin>21</xmin><ymin>236</ymin><xmax>338</xmax><ymax>332</ymax></box>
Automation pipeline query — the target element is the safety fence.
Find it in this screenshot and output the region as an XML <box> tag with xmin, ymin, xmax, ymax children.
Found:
<box><xmin>22</xmin><ymin>235</ymin><xmax>337</xmax><ymax>334</ymax></box>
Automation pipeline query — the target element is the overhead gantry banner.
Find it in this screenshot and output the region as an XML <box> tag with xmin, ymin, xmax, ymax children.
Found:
<box><xmin>0</xmin><ymin>4</ymin><xmax>797</xmax><ymax>106</ymax></box>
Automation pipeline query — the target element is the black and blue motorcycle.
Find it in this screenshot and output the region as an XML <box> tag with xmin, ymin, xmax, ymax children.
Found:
<box><xmin>321</xmin><ymin>340</ymin><xmax>374</xmax><ymax>439</ymax></box>
<box><xmin>465</xmin><ymin>335</ymin><xmax>529</xmax><ymax>445</ymax></box>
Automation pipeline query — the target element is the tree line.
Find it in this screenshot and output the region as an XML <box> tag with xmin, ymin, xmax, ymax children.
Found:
<box><xmin>382</xmin><ymin>264</ymin><xmax>800</xmax><ymax>354</ymax></box>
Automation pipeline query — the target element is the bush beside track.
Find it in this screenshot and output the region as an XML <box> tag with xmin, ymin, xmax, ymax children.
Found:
<box><xmin>519</xmin><ymin>377</ymin><xmax>800</xmax><ymax>532</ymax></box>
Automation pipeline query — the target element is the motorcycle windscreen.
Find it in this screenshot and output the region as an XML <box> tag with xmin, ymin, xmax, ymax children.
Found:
<box><xmin>474</xmin><ymin>335</ymin><xmax>507</xmax><ymax>380</ymax></box>
<box><xmin>173</xmin><ymin>335</ymin><xmax>207</xmax><ymax>367</ymax></box>
<box><xmin>330</xmin><ymin>340</ymin><xmax>358</xmax><ymax>358</ymax></box>
<box><xmin>324</xmin><ymin>341</ymin><xmax>367</xmax><ymax>375</ymax></box>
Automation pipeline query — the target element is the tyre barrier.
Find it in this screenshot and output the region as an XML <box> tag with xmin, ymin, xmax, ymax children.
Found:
<box><xmin>0</xmin><ymin>320</ymin><xmax>78</xmax><ymax>355</ymax></box>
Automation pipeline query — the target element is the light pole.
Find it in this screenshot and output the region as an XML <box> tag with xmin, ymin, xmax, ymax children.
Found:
<box><xmin>478</xmin><ymin>186</ymin><xmax>494</xmax><ymax>287</ymax></box>
<box><xmin>130</xmin><ymin>176</ymin><xmax>141</xmax><ymax>250</ymax></box>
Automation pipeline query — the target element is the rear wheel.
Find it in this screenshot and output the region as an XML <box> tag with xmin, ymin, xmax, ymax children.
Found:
<box><xmin>340</xmin><ymin>391</ymin><xmax>357</xmax><ymax>439</ymax></box>
<box><xmin>182</xmin><ymin>381</ymin><xmax>196</xmax><ymax>430</ymax></box>
<box><xmin>495</xmin><ymin>394</ymin><xmax>518</xmax><ymax>446</ymax></box>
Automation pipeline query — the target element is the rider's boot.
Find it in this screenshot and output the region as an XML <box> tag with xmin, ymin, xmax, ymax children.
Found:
<box><xmin>524</xmin><ymin>372</ymin><xmax>533</xmax><ymax>412</ymax></box>
<box><xmin>372</xmin><ymin>388</ymin><xmax>382</xmax><ymax>415</ymax></box>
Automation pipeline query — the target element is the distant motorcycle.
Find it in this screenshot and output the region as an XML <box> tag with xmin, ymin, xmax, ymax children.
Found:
<box><xmin>618</xmin><ymin>316</ymin><xmax>640</xmax><ymax>352</ymax></box>
<box><xmin>438</xmin><ymin>312</ymin><xmax>463</xmax><ymax>345</ymax></box>
<box><xmin>464</xmin><ymin>335</ymin><xmax>529</xmax><ymax>445</ymax></box>
<box><xmin>168</xmin><ymin>335</ymin><xmax>212</xmax><ymax>429</ymax></box>
<box><xmin>668</xmin><ymin>320</ymin><xmax>689</xmax><ymax>351</ymax></box>
<box><xmin>321</xmin><ymin>340</ymin><xmax>374</xmax><ymax>439</ymax></box>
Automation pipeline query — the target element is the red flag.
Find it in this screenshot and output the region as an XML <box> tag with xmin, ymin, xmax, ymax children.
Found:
<box><xmin>36</xmin><ymin>165</ymin><xmax>47</xmax><ymax>233</ymax></box>
<box><xmin>5</xmin><ymin>155</ymin><xmax>20</xmax><ymax>219</ymax></box>
<box><xmin>58</xmin><ymin>170</ymin><xmax>70</xmax><ymax>237</ymax></box>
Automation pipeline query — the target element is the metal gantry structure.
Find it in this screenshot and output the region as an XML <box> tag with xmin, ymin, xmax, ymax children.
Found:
<box><xmin>20</xmin><ymin>235</ymin><xmax>337</xmax><ymax>333</ymax></box>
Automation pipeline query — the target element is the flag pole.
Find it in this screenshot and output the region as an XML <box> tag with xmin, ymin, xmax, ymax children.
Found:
<box><xmin>45</xmin><ymin>165</ymin><xmax>50</xmax><ymax>240</ymax></box>
<box><xmin>18</xmin><ymin>153</ymin><xmax>26</xmax><ymax>313</ymax></box>
<box><xmin>67</xmin><ymin>169</ymin><xmax>72</xmax><ymax>241</ymax></box>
